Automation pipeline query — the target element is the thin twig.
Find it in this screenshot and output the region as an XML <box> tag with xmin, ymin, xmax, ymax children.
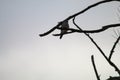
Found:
<box><xmin>91</xmin><ymin>55</ymin><xmax>100</xmax><ymax>80</ymax></box>
<box><xmin>73</xmin><ymin>17</ymin><xmax>120</xmax><ymax>76</ymax></box>
<box><xmin>39</xmin><ymin>22</ymin><xmax>62</xmax><ymax>37</ymax></box>
<box><xmin>109</xmin><ymin>36</ymin><xmax>120</xmax><ymax>60</ymax></box>
<box><xmin>72</xmin><ymin>17</ymin><xmax>108</xmax><ymax>60</ymax></box>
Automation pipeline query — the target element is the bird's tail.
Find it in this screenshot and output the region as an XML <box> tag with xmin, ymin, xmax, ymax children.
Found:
<box><xmin>60</xmin><ymin>34</ymin><xmax>63</xmax><ymax>39</ymax></box>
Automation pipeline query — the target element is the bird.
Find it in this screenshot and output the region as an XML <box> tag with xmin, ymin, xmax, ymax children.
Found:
<box><xmin>60</xmin><ymin>20</ymin><xmax>69</xmax><ymax>39</ymax></box>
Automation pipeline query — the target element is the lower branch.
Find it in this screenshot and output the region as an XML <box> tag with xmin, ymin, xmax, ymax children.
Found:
<box><xmin>109</xmin><ymin>36</ymin><xmax>120</xmax><ymax>60</ymax></box>
<box><xmin>91</xmin><ymin>55</ymin><xmax>100</xmax><ymax>80</ymax></box>
<box><xmin>73</xmin><ymin>17</ymin><xmax>120</xmax><ymax>76</ymax></box>
<box><xmin>87</xmin><ymin>33</ymin><xmax>120</xmax><ymax>76</ymax></box>
<box><xmin>52</xmin><ymin>23</ymin><xmax>120</xmax><ymax>37</ymax></box>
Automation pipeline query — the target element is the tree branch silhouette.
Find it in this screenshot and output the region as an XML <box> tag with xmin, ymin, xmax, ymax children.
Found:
<box><xmin>91</xmin><ymin>55</ymin><xmax>101</xmax><ymax>80</ymax></box>
<box><xmin>40</xmin><ymin>0</ymin><xmax>120</xmax><ymax>37</ymax></box>
<box><xmin>52</xmin><ymin>23</ymin><xmax>120</xmax><ymax>37</ymax></box>
<box><xmin>91</xmin><ymin>55</ymin><xmax>100</xmax><ymax>80</ymax></box>
<box><xmin>109</xmin><ymin>36</ymin><xmax>120</xmax><ymax>60</ymax></box>
<box><xmin>73</xmin><ymin>17</ymin><xmax>120</xmax><ymax>76</ymax></box>
<box><xmin>40</xmin><ymin>0</ymin><xmax>120</xmax><ymax>79</ymax></box>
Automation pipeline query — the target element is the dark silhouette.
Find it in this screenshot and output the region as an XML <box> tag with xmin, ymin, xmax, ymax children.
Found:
<box><xmin>59</xmin><ymin>20</ymin><xmax>69</xmax><ymax>39</ymax></box>
<box><xmin>40</xmin><ymin>0</ymin><xmax>120</xmax><ymax>80</ymax></box>
<box><xmin>107</xmin><ymin>76</ymin><xmax>120</xmax><ymax>80</ymax></box>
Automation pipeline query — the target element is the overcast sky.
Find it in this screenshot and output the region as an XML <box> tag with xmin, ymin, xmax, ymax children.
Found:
<box><xmin>0</xmin><ymin>0</ymin><xmax>120</xmax><ymax>80</ymax></box>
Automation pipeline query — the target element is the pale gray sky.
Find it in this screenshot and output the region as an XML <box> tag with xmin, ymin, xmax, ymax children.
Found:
<box><xmin>0</xmin><ymin>0</ymin><xmax>120</xmax><ymax>80</ymax></box>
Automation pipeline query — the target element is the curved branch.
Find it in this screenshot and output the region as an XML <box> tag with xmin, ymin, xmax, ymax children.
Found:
<box><xmin>65</xmin><ymin>0</ymin><xmax>120</xmax><ymax>21</ymax></box>
<box><xmin>39</xmin><ymin>0</ymin><xmax>120</xmax><ymax>37</ymax></box>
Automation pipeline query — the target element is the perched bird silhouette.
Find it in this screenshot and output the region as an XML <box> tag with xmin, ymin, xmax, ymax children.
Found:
<box><xmin>60</xmin><ymin>20</ymin><xmax>69</xmax><ymax>39</ymax></box>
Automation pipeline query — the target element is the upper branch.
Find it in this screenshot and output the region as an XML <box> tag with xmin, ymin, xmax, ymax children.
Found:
<box><xmin>65</xmin><ymin>0</ymin><xmax>120</xmax><ymax>21</ymax></box>
<box><xmin>40</xmin><ymin>0</ymin><xmax>120</xmax><ymax>37</ymax></box>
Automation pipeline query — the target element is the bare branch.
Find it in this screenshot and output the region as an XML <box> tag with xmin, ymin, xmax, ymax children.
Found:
<box><xmin>73</xmin><ymin>17</ymin><xmax>108</xmax><ymax>63</ymax></box>
<box><xmin>39</xmin><ymin>0</ymin><xmax>120</xmax><ymax>77</ymax></box>
<box><xmin>39</xmin><ymin>22</ymin><xmax>62</xmax><ymax>37</ymax></box>
<box><xmin>63</xmin><ymin>23</ymin><xmax>120</xmax><ymax>33</ymax></box>
<box><xmin>109</xmin><ymin>36</ymin><xmax>120</xmax><ymax>60</ymax></box>
<box><xmin>107</xmin><ymin>76</ymin><xmax>120</xmax><ymax>80</ymax></box>
<box><xmin>73</xmin><ymin>17</ymin><xmax>120</xmax><ymax>76</ymax></box>
<box><xmin>65</xmin><ymin>0</ymin><xmax>120</xmax><ymax>21</ymax></box>
<box><xmin>39</xmin><ymin>0</ymin><xmax>120</xmax><ymax>37</ymax></box>
<box><xmin>53</xmin><ymin>31</ymin><xmax>75</xmax><ymax>36</ymax></box>
<box><xmin>52</xmin><ymin>23</ymin><xmax>120</xmax><ymax>37</ymax></box>
<box><xmin>91</xmin><ymin>55</ymin><xmax>101</xmax><ymax>80</ymax></box>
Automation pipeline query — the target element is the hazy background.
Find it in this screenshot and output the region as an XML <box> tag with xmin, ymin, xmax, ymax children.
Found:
<box><xmin>0</xmin><ymin>0</ymin><xmax>120</xmax><ymax>80</ymax></box>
